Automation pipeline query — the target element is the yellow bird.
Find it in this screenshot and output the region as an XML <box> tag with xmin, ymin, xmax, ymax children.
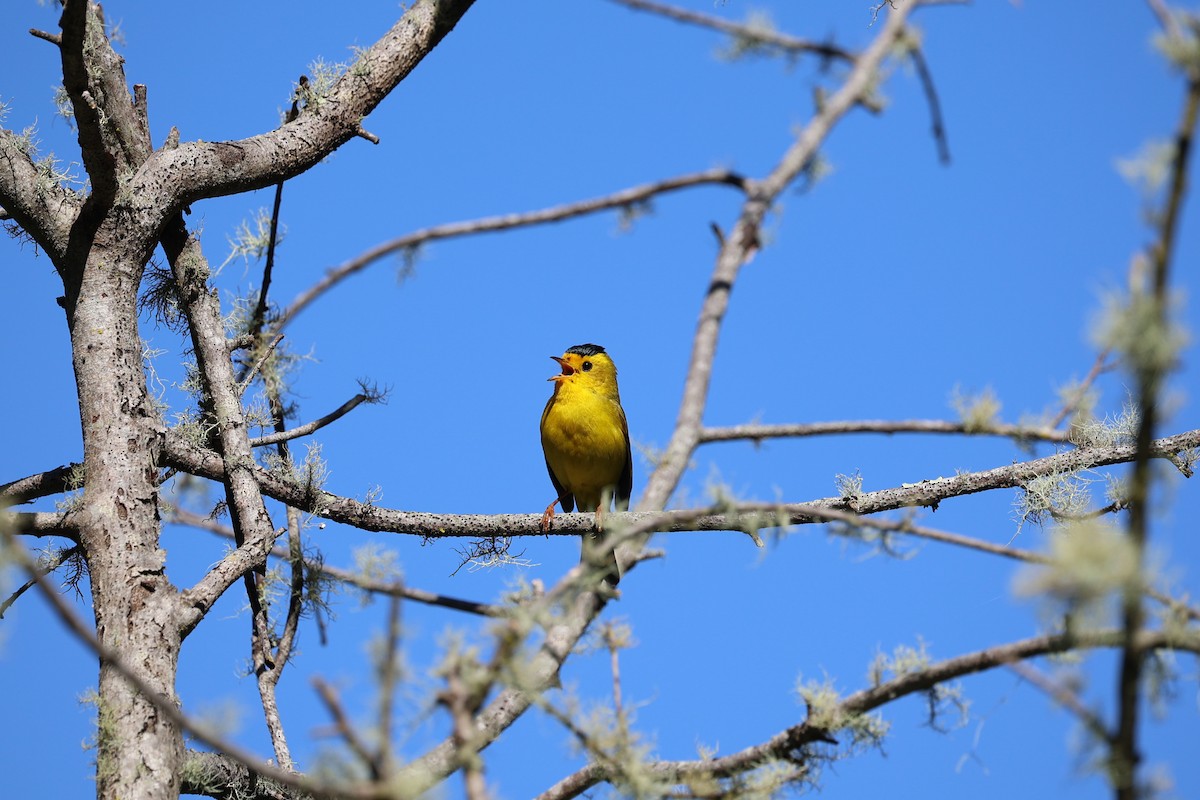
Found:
<box><xmin>540</xmin><ymin>343</ymin><xmax>632</xmax><ymax>583</ymax></box>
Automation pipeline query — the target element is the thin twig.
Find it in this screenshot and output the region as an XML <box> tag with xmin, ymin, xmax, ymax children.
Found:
<box><xmin>527</xmin><ymin>693</ymin><xmax>631</xmax><ymax>794</ymax></box>
<box><xmin>237</xmin><ymin>333</ymin><xmax>285</xmax><ymax>396</ymax></box>
<box><xmin>608</xmin><ymin>0</ymin><xmax>857</xmax><ymax>63</ymax></box>
<box><xmin>313</xmin><ymin>677</ymin><xmax>381</xmax><ymax>779</ymax></box>
<box><xmin>908</xmin><ymin>42</ymin><xmax>951</xmax><ymax>164</ymax></box>
<box><xmin>240</xmin><ymin>177</ymin><xmax>311</xmax><ymax>772</ymax></box>
<box><xmin>249</xmin><ymin>393</ymin><xmax>371</xmax><ymax>448</ymax></box>
<box><xmin>1048</xmin><ymin>349</ymin><xmax>1115</xmax><ymax>431</ymax></box>
<box><xmin>28</xmin><ymin>27</ymin><xmax>62</xmax><ymax>46</ymax></box>
<box><xmin>248</xmin><ymin>181</ymin><xmax>287</xmax><ymax>339</ymax></box>
<box><xmin>3</xmin><ymin>511</ymin><xmax>82</xmax><ymax>539</ymax></box>
<box><xmin>0</xmin><ymin>544</ymin><xmax>83</xmax><ymax>619</ymax></box>
<box><xmin>0</xmin><ymin>464</ymin><xmax>78</xmax><ymax>505</ymax></box>
<box><xmin>699</xmin><ymin>419</ymin><xmax>1069</xmax><ymax>445</ymax></box>
<box><xmin>1047</xmin><ymin>501</ymin><xmax>1126</xmax><ymax>522</ymax></box>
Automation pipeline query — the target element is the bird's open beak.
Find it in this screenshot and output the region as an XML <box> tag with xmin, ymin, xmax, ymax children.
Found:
<box><xmin>548</xmin><ymin>355</ymin><xmax>574</xmax><ymax>381</ymax></box>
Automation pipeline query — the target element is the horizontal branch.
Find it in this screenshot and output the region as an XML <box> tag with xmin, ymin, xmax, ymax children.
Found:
<box><xmin>0</xmin><ymin>463</ymin><xmax>78</xmax><ymax>504</ymax></box>
<box><xmin>795</xmin><ymin>504</ymin><xmax>1048</xmax><ymax>562</ymax></box>
<box><xmin>699</xmin><ymin>419</ymin><xmax>1070</xmax><ymax>445</ymax></box>
<box><xmin>4</xmin><ymin>510</ymin><xmax>81</xmax><ymax>539</ymax></box>
<box><xmin>161</xmin><ymin>428</ymin><xmax>1200</xmax><ymax>540</ymax></box>
<box><xmin>278</xmin><ymin>168</ymin><xmax>747</xmax><ymax>329</ymax></box>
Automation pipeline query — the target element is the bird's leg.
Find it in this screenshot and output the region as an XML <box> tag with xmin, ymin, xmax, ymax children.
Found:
<box><xmin>540</xmin><ymin>498</ymin><xmax>561</xmax><ymax>532</ymax></box>
<box><xmin>593</xmin><ymin>504</ymin><xmax>604</xmax><ymax>531</ymax></box>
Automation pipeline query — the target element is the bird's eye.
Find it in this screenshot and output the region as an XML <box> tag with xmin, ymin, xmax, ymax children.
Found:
<box><xmin>582</xmin><ymin>361</ymin><xmax>593</xmax><ymax>372</ymax></box>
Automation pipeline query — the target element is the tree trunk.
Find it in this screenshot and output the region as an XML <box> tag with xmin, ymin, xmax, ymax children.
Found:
<box><xmin>69</xmin><ymin>232</ymin><xmax>183</xmax><ymax>800</ymax></box>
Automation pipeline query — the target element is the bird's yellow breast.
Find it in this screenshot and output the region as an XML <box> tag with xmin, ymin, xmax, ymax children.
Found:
<box><xmin>541</xmin><ymin>380</ymin><xmax>628</xmax><ymax>511</ymax></box>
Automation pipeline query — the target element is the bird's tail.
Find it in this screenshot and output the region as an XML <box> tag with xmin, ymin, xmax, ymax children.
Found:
<box><xmin>580</xmin><ymin>531</ymin><xmax>621</xmax><ymax>585</ymax></box>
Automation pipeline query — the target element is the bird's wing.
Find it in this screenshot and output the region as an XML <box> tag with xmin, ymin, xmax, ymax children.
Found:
<box><xmin>617</xmin><ymin>404</ymin><xmax>633</xmax><ymax>510</ymax></box>
<box><xmin>544</xmin><ymin>455</ymin><xmax>574</xmax><ymax>513</ymax></box>
<box><xmin>541</xmin><ymin>394</ymin><xmax>575</xmax><ymax>513</ymax></box>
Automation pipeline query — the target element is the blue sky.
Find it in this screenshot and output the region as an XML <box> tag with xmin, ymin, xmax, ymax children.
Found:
<box><xmin>2</xmin><ymin>1</ymin><xmax>1199</xmax><ymax>798</ymax></box>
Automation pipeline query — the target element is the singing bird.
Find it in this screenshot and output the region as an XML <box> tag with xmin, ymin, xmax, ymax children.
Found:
<box><xmin>540</xmin><ymin>343</ymin><xmax>632</xmax><ymax>583</ymax></box>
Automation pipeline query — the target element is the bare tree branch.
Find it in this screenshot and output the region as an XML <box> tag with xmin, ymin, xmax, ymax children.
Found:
<box><xmin>4</xmin><ymin>510</ymin><xmax>82</xmax><ymax>539</ymax></box>
<box><xmin>277</xmin><ymin>168</ymin><xmax>748</xmax><ymax>329</ymax></box>
<box><xmin>699</xmin><ymin>419</ymin><xmax>1070</xmax><ymax>445</ymax></box>
<box><xmin>439</xmin><ymin>662</ymin><xmax>490</xmax><ymax>800</ymax></box>
<box><xmin>1</xmin><ymin>464</ymin><xmax>79</xmax><ymax>504</ymax></box>
<box><xmin>28</xmin><ymin>27</ymin><xmax>62</xmax><ymax>46</ymax></box>
<box><xmin>907</xmin><ymin>40</ymin><xmax>952</xmax><ymax>164</ymax></box>
<box><xmin>161</xmin><ymin>402</ymin><xmax>1200</xmax><ymax>541</ymax></box>
<box><xmin>0</xmin><ymin>125</ymin><xmax>79</xmax><ymax>261</ymax></box>
<box><xmin>1049</xmin><ymin>348</ymin><xmax>1115</xmax><ymax>430</ymax></box>
<box><xmin>248</xmin><ymin>179</ymin><xmax>288</xmax><ymax>340</ymax></box>
<box><xmin>249</xmin><ymin>393</ymin><xmax>376</xmax><ymax>448</ymax></box>
<box><xmin>238</xmin><ymin>333</ymin><xmax>285</xmax><ymax>396</ymax></box>
<box><xmin>58</xmin><ymin>0</ymin><xmax>117</xmax><ymax>205</ymax></box>
<box><xmin>160</xmin><ymin>219</ymin><xmax>294</xmax><ymax>773</ymax></box>
<box><xmin>1113</xmin><ymin>39</ymin><xmax>1200</xmax><ymax>799</ymax></box>
<box><xmin>313</xmin><ymin>677</ymin><xmax>381</xmax><ymax>779</ymax></box>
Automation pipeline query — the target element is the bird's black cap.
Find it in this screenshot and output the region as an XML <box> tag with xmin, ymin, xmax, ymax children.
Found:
<box><xmin>566</xmin><ymin>343</ymin><xmax>606</xmax><ymax>357</ymax></box>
